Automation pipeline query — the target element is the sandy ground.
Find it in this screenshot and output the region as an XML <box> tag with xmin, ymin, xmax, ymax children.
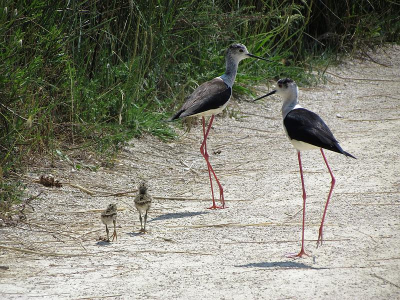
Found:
<box><xmin>1</xmin><ymin>45</ymin><xmax>399</xmax><ymax>300</ymax></box>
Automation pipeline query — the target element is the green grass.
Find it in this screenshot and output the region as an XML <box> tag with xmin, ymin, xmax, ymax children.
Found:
<box><xmin>0</xmin><ymin>181</ymin><xmax>24</xmax><ymax>221</ymax></box>
<box><xmin>0</xmin><ymin>0</ymin><xmax>399</xmax><ymax>210</ymax></box>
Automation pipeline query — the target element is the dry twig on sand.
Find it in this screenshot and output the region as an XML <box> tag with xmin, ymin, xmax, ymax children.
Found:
<box><xmin>0</xmin><ymin>245</ymin><xmax>87</xmax><ymax>257</ymax></box>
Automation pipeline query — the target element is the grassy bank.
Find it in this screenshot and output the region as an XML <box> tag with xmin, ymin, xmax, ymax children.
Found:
<box><xmin>1</xmin><ymin>0</ymin><xmax>399</xmax><ymax>206</ymax></box>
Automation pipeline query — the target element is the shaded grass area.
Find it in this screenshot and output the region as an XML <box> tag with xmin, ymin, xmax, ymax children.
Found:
<box><xmin>0</xmin><ymin>0</ymin><xmax>399</xmax><ymax>208</ymax></box>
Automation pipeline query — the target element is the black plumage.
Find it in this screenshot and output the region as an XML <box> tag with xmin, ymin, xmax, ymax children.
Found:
<box><xmin>254</xmin><ymin>77</ymin><xmax>356</xmax><ymax>256</ymax></box>
<box><xmin>284</xmin><ymin>108</ymin><xmax>356</xmax><ymax>159</ymax></box>
<box><xmin>168</xmin><ymin>44</ymin><xmax>268</xmax><ymax>209</ymax></box>
<box><xmin>169</xmin><ymin>78</ymin><xmax>231</xmax><ymax>120</ymax></box>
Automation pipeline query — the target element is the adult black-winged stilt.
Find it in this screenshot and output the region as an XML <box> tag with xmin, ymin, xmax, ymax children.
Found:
<box><xmin>255</xmin><ymin>78</ymin><xmax>356</xmax><ymax>257</ymax></box>
<box><xmin>170</xmin><ymin>44</ymin><xmax>268</xmax><ymax>209</ymax></box>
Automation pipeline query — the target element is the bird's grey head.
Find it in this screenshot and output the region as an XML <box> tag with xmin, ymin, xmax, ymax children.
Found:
<box><xmin>226</xmin><ymin>44</ymin><xmax>250</xmax><ymax>62</ymax></box>
<box><xmin>226</xmin><ymin>44</ymin><xmax>267</xmax><ymax>63</ymax></box>
<box><xmin>275</xmin><ymin>78</ymin><xmax>297</xmax><ymax>98</ymax></box>
<box><xmin>138</xmin><ymin>182</ymin><xmax>148</xmax><ymax>194</ymax></box>
<box><xmin>106</xmin><ymin>203</ymin><xmax>117</xmax><ymax>212</ymax></box>
<box><xmin>253</xmin><ymin>78</ymin><xmax>298</xmax><ymax>102</ymax></box>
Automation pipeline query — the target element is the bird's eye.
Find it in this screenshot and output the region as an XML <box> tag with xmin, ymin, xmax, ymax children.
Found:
<box><xmin>278</xmin><ymin>84</ymin><xmax>282</xmax><ymax>88</ymax></box>
<box><xmin>239</xmin><ymin>49</ymin><xmax>244</xmax><ymax>53</ymax></box>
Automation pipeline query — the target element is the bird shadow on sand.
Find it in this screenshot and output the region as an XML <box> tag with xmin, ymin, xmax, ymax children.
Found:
<box><xmin>149</xmin><ymin>211</ymin><xmax>209</xmax><ymax>222</ymax></box>
<box><xmin>236</xmin><ymin>261</ymin><xmax>324</xmax><ymax>270</ymax></box>
<box><xmin>126</xmin><ymin>232</ymin><xmax>145</xmax><ymax>237</ymax></box>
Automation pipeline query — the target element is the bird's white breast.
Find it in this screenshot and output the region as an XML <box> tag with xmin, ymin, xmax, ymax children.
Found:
<box><xmin>190</xmin><ymin>96</ymin><xmax>232</xmax><ymax>117</ymax></box>
<box><xmin>283</xmin><ymin>124</ymin><xmax>319</xmax><ymax>151</ymax></box>
<box><xmin>290</xmin><ymin>139</ymin><xmax>319</xmax><ymax>151</ymax></box>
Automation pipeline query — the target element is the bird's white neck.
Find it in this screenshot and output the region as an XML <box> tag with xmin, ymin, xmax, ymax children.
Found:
<box><xmin>281</xmin><ymin>86</ymin><xmax>300</xmax><ymax>118</ymax></box>
<box><xmin>219</xmin><ymin>55</ymin><xmax>240</xmax><ymax>88</ymax></box>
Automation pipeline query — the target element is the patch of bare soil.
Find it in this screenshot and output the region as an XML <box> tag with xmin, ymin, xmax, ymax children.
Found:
<box><xmin>1</xmin><ymin>45</ymin><xmax>399</xmax><ymax>299</ymax></box>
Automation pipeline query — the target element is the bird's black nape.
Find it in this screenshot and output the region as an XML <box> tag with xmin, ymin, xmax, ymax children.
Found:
<box><xmin>228</xmin><ymin>43</ymin><xmax>245</xmax><ymax>50</ymax></box>
<box><xmin>277</xmin><ymin>78</ymin><xmax>294</xmax><ymax>85</ymax></box>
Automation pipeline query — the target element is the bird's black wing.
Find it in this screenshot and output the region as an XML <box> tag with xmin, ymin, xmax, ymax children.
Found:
<box><xmin>169</xmin><ymin>78</ymin><xmax>231</xmax><ymax>120</ymax></box>
<box><xmin>284</xmin><ymin>108</ymin><xmax>356</xmax><ymax>158</ymax></box>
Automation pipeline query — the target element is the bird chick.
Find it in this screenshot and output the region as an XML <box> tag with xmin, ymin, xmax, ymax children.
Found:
<box><xmin>101</xmin><ymin>203</ymin><xmax>117</xmax><ymax>242</ymax></box>
<box><xmin>134</xmin><ymin>182</ymin><xmax>152</xmax><ymax>233</ymax></box>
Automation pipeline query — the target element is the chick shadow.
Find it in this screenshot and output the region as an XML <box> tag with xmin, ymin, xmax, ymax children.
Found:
<box><xmin>149</xmin><ymin>211</ymin><xmax>209</xmax><ymax>222</ymax></box>
<box><xmin>126</xmin><ymin>211</ymin><xmax>209</xmax><ymax>237</ymax></box>
<box><xmin>96</xmin><ymin>240</ymin><xmax>113</xmax><ymax>246</ymax></box>
<box><xmin>236</xmin><ymin>261</ymin><xmax>323</xmax><ymax>270</ymax></box>
<box><xmin>126</xmin><ymin>231</ymin><xmax>144</xmax><ymax>237</ymax></box>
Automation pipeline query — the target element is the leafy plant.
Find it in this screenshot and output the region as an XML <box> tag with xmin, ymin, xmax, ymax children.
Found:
<box><xmin>0</xmin><ymin>0</ymin><xmax>398</xmax><ymax>206</ymax></box>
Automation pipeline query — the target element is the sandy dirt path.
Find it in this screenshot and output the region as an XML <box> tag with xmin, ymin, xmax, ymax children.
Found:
<box><xmin>1</xmin><ymin>46</ymin><xmax>399</xmax><ymax>299</ymax></box>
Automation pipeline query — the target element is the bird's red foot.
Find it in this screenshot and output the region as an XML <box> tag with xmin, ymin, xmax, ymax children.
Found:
<box><xmin>218</xmin><ymin>201</ymin><xmax>227</xmax><ymax>209</ymax></box>
<box><xmin>207</xmin><ymin>194</ymin><xmax>227</xmax><ymax>209</ymax></box>
<box><xmin>207</xmin><ymin>204</ymin><xmax>225</xmax><ymax>209</ymax></box>
<box><xmin>286</xmin><ymin>248</ymin><xmax>309</xmax><ymax>258</ymax></box>
<box><xmin>317</xmin><ymin>227</ymin><xmax>323</xmax><ymax>248</ymax></box>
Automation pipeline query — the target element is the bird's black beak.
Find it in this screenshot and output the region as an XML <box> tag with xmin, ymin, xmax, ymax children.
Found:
<box><xmin>247</xmin><ymin>53</ymin><xmax>270</xmax><ymax>61</ymax></box>
<box><xmin>253</xmin><ymin>90</ymin><xmax>276</xmax><ymax>101</ymax></box>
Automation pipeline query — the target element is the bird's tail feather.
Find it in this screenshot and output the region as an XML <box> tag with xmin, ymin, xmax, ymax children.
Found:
<box><xmin>342</xmin><ymin>150</ymin><xmax>356</xmax><ymax>159</ymax></box>
<box><xmin>334</xmin><ymin>142</ymin><xmax>356</xmax><ymax>159</ymax></box>
<box><xmin>167</xmin><ymin>110</ymin><xmax>184</xmax><ymax>122</ymax></box>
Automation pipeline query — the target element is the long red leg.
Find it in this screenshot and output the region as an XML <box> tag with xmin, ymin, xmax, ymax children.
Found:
<box><xmin>317</xmin><ymin>149</ymin><xmax>336</xmax><ymax>247</ymax></box>
<box><xmin>287</xmin><ymin>151</ymin><xmax>309</xmax><ymax>258</ymax></box>
<box><xmin>201</xmin><ymin>116</ymin><xmax>216</xmax><ymax>207</ymax></box>
<box><xmin>200</xmin><ymin>116</ymin><xmax>225</xmax><ymax>209</ymax></box>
